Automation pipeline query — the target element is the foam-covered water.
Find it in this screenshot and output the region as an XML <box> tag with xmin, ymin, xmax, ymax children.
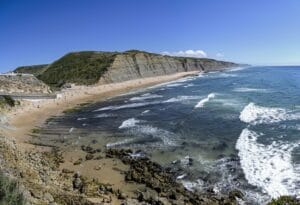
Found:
<box><xmin>39</xmin><ymin>66</ymin><xmax>300</xmax><ymax>204</ymax></box>
<box><xmin>236</xmin><ymin>128</ymin><xmax>300</xmax><ymax>198</ymax></box>
<box><xmin>240</xmin><ymin>103</ymin><xmax>300</xmax><ymax>125</ymax></box>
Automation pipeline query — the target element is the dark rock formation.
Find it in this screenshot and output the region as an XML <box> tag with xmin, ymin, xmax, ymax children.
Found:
<box><xmin>106</xmin><ymin>149</ymin><xmax>241</xmax><ymax>205</ymax></box>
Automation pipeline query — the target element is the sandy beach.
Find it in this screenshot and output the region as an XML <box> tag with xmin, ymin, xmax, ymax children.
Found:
<box><xmin>0</xmin><ymin>71</ymin><xmax>199</xmax><ymax>150</ymax></box>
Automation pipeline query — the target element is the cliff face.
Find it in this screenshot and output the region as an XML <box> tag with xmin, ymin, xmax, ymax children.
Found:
<box><xmin>98</xmin><ymin>51</ymin><xmax>238</xmax><ymax>84</ymax></box>
<box><xmin>0</xmin><ymin>74</ymin><xmax>51</xmax><ymax>94</ymax></box>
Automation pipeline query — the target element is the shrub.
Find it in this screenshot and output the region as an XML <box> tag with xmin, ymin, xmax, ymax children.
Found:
<box><xmin>268</xmin><ymin>196</ymin><xmax>300</xmax><ymax>205</ymax></box>
<box><xmin>0</xmin><ymin>172</ymin><xmax>25</xmax><ymax>205</ymax></box>
<box><xmin>3</xmin><ymin>96</ymin><xmax>15</xmax><ymax>107</ymax></box>
<box><xmin>0</xmin><ymin>95</ymin><xmax>15</xmax><ymax>108</ymax></box>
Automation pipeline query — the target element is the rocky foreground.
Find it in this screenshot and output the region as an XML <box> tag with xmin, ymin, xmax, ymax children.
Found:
<box><xmin>0</xmin><ymin>132</ymin><xmax>245</xmax><ymax>205</ymax></box>
<box><xmin>1</xmin><ymin>132</ymin><xmax>300</xmax><ymax>205</ymax></box>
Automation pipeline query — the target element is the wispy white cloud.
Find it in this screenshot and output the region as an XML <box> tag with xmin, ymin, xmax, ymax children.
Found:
<box><xmin>216</xmin><ymin>52</ymin><xmax>224</xmax><ymax>58</ymax></box>
<box><xmin>162</xmin><ymin>50</ymin><xmax>207</xmax><ymax>58</ymax></box>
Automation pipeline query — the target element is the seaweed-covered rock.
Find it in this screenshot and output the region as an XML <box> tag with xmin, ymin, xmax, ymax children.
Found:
<box><xmin>106</xmin><ymin>148</ymin><xmax>242</xmax><ymax>205</ymax></box>
<box><xmin>268</xmin><ymin>196</ymin><xmax>300</xmax><ymax>205</ymax></box>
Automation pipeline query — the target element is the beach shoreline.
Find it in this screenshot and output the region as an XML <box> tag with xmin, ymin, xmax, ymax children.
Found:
<box><xmin>0</xmin><ymin>71</ymin><xmax>199</xmax><ymax>150</ymax></box>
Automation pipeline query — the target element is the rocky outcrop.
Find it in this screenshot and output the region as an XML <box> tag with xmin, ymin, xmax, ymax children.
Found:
<box><xmin>106</xmin><ymin>149</ymin><xmax>242</xmax><ymax>205</ymax></box>
<box><xmin>0</xmin><ymin>74</ymin><xmax>51</xmax><ymax>94</ymax></box>
<box><xmin>98</xmin><ymin>51</ymin><xmax>238</xmax><ymax>84</ymax></box>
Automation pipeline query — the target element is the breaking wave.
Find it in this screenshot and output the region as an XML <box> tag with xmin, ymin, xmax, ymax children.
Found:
<box><xmin>129</xmin><ymin>93</ymin><xmax>162</xmax><ymax>101</ymax></box>
<box><xmin>93</xmin><ymin>101</ymin><xmax>161</xmax><ymax>112</ymax></box>
<box><xmin>239</xmin><ymin>103</ymin><xmax>300</xmax><ymax>125</ymax></box>
<box><xmin>195</xmin><ymin>93</ymin><xmax>216</xmax><ymax>108</ymax></box>
<box><xmin>130</xmin><ymin>125</ymin><xmax>176</xmax><ymax>146</ymax></box>
<box><xmin>119</xmin><ymin>118</ymin><xmax>140</xmax><ymax>129</ymax></box>
<box><xmin>164</xmin><ymin>95</ymin><xmax>200</xmax><ymax>103</ymax></box>
<box><xmin>77</xmin><ymin>117</ymin><xmax>87</xmax><ymax>121</ymax></box>
<box><xmin>142</xmin><ymin>110</ymin><xmax>150</xmax><ymax>114</ymax></box>
<box><xmin>107</xmin><ymin>124</ymin><xmax>176</xmax><ymax>148</ymax></box>
<box><xmin>183</xmin><ymin>83</ymin><xmax>194</xmax><ymax>88</ymax></box>
<box><xmin>236</xmin><ymin>128</ymin><xmax>300</xmax><ymax>198</ymax></box>
<box><xmin>166</xmin><ymin>83</ymin><xmax>184</xmax><ymax>87</ymax></box>
<box><xmin>233</xmin><ymin>87</ymin><xmax>270</xmax><ymax>93</ymax></box>
<box><xmin>94</xmin><ymin>113</ymin><xmax>115</xmax><ymax>118</ymax></box>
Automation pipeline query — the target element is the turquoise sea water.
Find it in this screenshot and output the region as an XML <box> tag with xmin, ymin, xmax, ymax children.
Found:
<box><xmin>40</xmin><ymin>66</ymin><xmax>300</xmax><ymax>204</ymax></box>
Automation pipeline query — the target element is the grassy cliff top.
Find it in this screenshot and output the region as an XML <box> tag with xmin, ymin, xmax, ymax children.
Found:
<box><xmin>37</xmin><ymin>51</ymin><xmax>117</xmax><ymax>87</ymax></box>
<box><xmin>14</xmin><ymin>64</ymin><xmax>48</xmax><ymax>76</ymax></box>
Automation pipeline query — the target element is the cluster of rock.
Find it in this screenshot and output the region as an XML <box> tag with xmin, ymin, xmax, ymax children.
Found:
<box><xmin>106</xmin><ymin>149</ymin><xmax>243</xmax><ymax>205</ymax></box>
<box><xmin>0</xmin><ymin>135</ymin><xmax>97</xmax><ymax>204</ymax></box>
<box><xmin>0</xmin><ymin>73</ymin><xmax>51</xmax><ymax>94</ymax></box>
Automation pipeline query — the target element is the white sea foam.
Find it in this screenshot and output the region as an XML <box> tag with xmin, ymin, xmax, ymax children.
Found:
<box><xmin>93</xmin><ymin>101</ymin><xmax>160</xmax><ymax>112</ymax></box>
<box><xmin>227</xmin><ymin>66</ymin><xmax>249</xmax><ymax>72</ymax></box>
<box><xmin>129</xmin><ymin>93</ymin><xmax>162</xmax><ymax>101</ymax></box>
<box><xmin>94</xmin><ymin>113</ymin><xmax>115</xmax><ymax>118</ymax></box>
<box><xmin>69</xmin><ymin>127</ymin><xmax>74</xmax><ymax>133</ymax></box>
<box><xmin>142</xmin><ymin>110</ymin><xmax>150</xmax><ymax>114</ymax></box>
<box><xmin>166</xmin><ymin>83</ymin><xmax>183</xmax><ymax>87</ymax></box>
<box><xmin>106</xmin><ymin>138</ymin><xmax>134</xmax><ymax>148</ymax></box>
<box><xmin>218</xmin><ymin>73</ymin><xmax>238</xmax><ymax>78</ymax></box>
<box><xmin>240</xmin><ymin>103</ymin><xmax>300</xmax><ymax>125</ymax></box>
<box><xmin>206</xmin><ymin>72</ymin><xmax>237</xmax><ymax>78</ymax></box>
<box><xmin>198</xmin><ymin>73</ymin><xmax>205</xmax><ymax>77</ymax></box>
<box><xmin>236</xmin><ymin>128</ymin><xmax>300</xmax><ymax>198</ymax></box>
<box><xmin>77</xmin><ymin>117</ymin><xmax>87</xmax><ymax>121</ymax></box>
<box><xmin>176</xmin><ymin>174</ymin><xmax>187</xmax><ymax>180</ymax></box>
<box><xmin>233</xmin><ymin>87</ymin><xmax>270</xmax><ymax>93</ymax></box>
<box><xmin>119</xmin><ymin>118</ymin><xmax>140</xmax><ymax>129</ymax></box>
<box><xmin>164</xmin><ymin>95</ymin><xmax>200</xmax><ymax>103</ymax></box>
<box><xmin>183</xmin><ymin>83</ymin><xmax>194</xmax><ymax>88</ymax></box>
<box><xmin>133</xmin><ymin>125</ymin><xmax>176</xmax><ymax>146</ymax></box>
<box><xmin>181</xmin><ymin>179</ymin><xmax>204</xmax><ymax>191</ymax></box>
<box><xmin>194</xmin><ymin>93</ymin><xmax>216</xmax><ymax>108</ymax></box>
<box><xmin>110</xmin><ymin>124</ymin><xmax>176</xmax><ymax>147</ymax></box>
<box><xmin>180</xmin><ymin>156</ymin><xmax>193</xmax><ymax>167</ymax></box>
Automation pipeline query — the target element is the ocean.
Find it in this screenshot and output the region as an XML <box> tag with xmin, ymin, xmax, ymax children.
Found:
<box><xmin>38</xmin><ymin>66</ymin><xmax>300</xmax><ymax>204</ymax></box>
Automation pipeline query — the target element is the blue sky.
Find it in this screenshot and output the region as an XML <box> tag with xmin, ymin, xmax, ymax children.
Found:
<box><xmin>1</xmin><ymin>0</ymin><xmax>300</xmax><ymax>72</ymax></box>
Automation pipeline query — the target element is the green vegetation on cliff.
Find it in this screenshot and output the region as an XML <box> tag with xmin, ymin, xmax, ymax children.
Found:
<box><xmin>0</xmin><ymin>96</ymin><xmax>15</xmax><ymax>108</ymax></box>
<box><xmin>14</xmin><ymin>64</ymin><xmax>48</xmax><ymax>76</ymax></box>
<box><xmin>0</xmin><ymin>172</ymin><xmax>25</xmax><ymax>205</ymax></box>
<box><xmin>268</xmin><ymin>196</ymin><xmax>300</xmax><ymax>205</ymax></box>
<box><xmin>38</xmin><ymin>51</ymin><xmax>117</xmax><ymax>87</ymax></box>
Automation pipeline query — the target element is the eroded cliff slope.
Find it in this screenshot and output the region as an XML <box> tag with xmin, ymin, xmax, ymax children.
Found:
<box><xmin>99</xmin><ymin>50</ymin><xmax>238</xmax><ymax>84</ymax></box>
<box><xmin>0</xmin><ymin>74</ymin><xmax>51</xmax><ymax>94</ymax></box>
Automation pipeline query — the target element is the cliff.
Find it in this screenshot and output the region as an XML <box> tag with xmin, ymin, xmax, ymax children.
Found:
<box><xmin>14</xmin><ymin>50</ymin><xmax>240</xmax><ymax>87</ymax></box>
<box><xmin>99</xmin><ymin>50</ymin><xmax>238</xmax><ymax>84</ymax></box>
<box><xmin>0</xmin><ymin>74</ymin><xmax>51</xmax><ymax>94</ymax></box>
